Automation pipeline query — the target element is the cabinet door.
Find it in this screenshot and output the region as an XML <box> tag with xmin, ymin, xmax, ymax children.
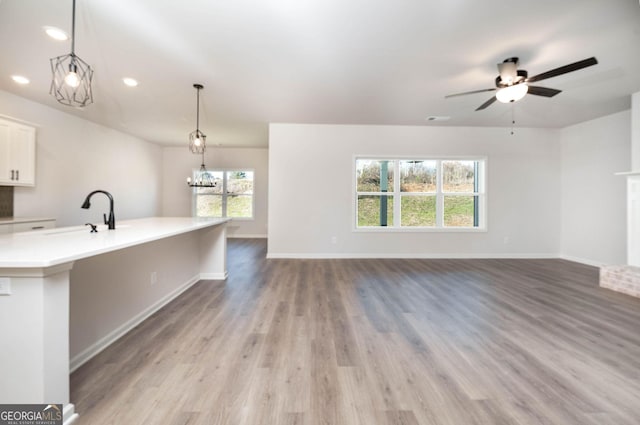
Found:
<box><xmin>0</xmin><ymin>121</ymin><xmax>10</xmax><ymax>185</ymax></box>
<box><xmin>9</xmin><ymin>124</ymin><xmax>36</xmax><ymax>186</ymax></box>
<box><xmin>0</xmin><ymin>118</ymin><xmax>36</xmax><ymax>186</ymax></box>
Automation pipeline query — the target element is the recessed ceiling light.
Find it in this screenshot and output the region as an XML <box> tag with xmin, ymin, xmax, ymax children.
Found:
<box><xmin>11</xmin><ymin>75</ymin><xmax>30</xmax><ymax>85</ymax></box>
<box><xmin>43</xmin><ymin>26</ymin><xmax>69</xmax><ymax>41</ymax></box>
<box><xmin>122</xmin><ymin>77</ymin><xmax>138</xmax><ymax>87</ymax></box>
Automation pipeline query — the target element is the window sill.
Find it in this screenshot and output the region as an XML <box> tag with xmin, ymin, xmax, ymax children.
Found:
<box><xmin>195</xmin><ymin>217</ymin><xmax>254</xmax><ymax>221</ymax></box>
<box><xmin>353</xmin><ymin>227</ymin><xmax>487</xmax><ymax>233</ymax></box>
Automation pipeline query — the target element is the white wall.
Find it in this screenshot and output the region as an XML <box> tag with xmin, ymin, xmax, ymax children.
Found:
<box><xmin>268</xmin><ymin>124</ymin><xmax>562</xmax><ymax>258</ymax></box>
<box><xmin>0</xmin><ymin>90</ymin><xmax>162</xmax><ymax>226</ymax></box>
<box><xmin>632</xmin><ymin>92</ymin><xmax>640</xmax><ymax>170</ymax></box>
<box><xmin>3</xmin><ymin>84</ymin><xmax>629</xmax><ymax>264</ymax></box>
<box><xmin>162</xmin><ymin>146</ymin><xmax>268</xmax><ymax>237</ymax></box>
<box><xmin>560</xmin><ymin>110</ymin><xmax>630</xmax><ymax>266</ymax></box>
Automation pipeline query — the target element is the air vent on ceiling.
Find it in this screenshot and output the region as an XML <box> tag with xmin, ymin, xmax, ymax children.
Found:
<box><xmin>426</xmin><ymin>116</ymin><xmax>451</xmax><ymax>122</ymax></box>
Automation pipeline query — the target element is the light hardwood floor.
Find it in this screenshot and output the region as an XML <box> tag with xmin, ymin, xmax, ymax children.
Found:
<box><xmin>71</xmin><ymin>239</ymin><xmax>640</xmax><ymax>424</ymax></box>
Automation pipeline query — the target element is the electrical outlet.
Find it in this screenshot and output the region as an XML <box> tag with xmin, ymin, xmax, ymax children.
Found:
<box><xmin>0</xmin><ymin>278</ymin><xmax>11</xmax><ymax>295</ymax></box>
<box><xmin>150</xmin><ymin>272</ymin><xmax>157</xmax><ymax>286</ymax></box>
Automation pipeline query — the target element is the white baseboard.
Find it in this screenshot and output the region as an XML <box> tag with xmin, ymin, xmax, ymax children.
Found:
<box><xmin>559</xmin><ymin>255</ymin><xmax>605</xmax><ymax>268</ymax></box>
<box><xmin>63</xmin><ymin>403</ymin><xmax>79</xmax><ymax>425</ymax></box>
<box><xmin>69</xmin><ymin>274</ymin><xmax>201</xmax><ymax>373</ymax></box>
<box><xmin>266</xmin><ymin>252</ymin><xmax>560</xmax><ymax>259</ymax></box>
<box><xmin>200</xmin><ymin>272</ymin><xmax>228</xmax><ymax>280</ymax></box>
<box><xmin>227</xmin><ymin>234</ymin><xmax>267</xmax><ymax>239</ymax></box>
<box><xmin>267</xmin><ymin>252</ymin><xmax>607</xmax><ymax>268</ymax></box>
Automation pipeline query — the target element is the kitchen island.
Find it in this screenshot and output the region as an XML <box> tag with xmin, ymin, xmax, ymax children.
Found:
<box><xmin>0</xmin><ymin>217</ymin><xmax>229</xmax><ymax>424</ymax></box>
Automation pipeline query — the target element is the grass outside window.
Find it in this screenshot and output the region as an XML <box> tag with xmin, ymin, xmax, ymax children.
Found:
<box><xmin>194</xmin><ymin>170</ymin><xmax>254</xmax><ymax>219</ymax></box>
<box><xmin>355</xmin><ymin>158</ymin><xmax>485</xmax><ymax>230</ymax></box>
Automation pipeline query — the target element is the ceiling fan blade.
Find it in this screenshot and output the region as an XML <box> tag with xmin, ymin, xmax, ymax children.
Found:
<box><xmin>527</xmin><ymin>57</ymin><xmax>598</xmax><ymax>83</ymax></box>
<box><xmin>476</xmin><ymin>96</ymin><xmax>497</xmax><ymax>111</ymax></box>
<box><xmin>445</xmin><ymin>88</ymin><xmax>496</xmax><ymax>99</ymax></box>
<box><xmin>527</xmin><ymin>86</ymin><xmax>562</xmax><ymax>97</ymax></box>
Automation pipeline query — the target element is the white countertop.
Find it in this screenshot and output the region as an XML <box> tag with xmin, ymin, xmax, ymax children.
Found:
<box><xmin>0</xmin><ymin>217</ymin><xmax>56</xmax><ymax>225</ymax></box>
<box><xmin>0</xmin><ymin>216</ymin><xmax>229</xmax><ymax>268</ymax></box>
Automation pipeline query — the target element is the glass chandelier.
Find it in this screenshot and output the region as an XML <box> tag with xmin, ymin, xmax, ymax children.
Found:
<box><xmin>186</xmin><ymin>150</ymin><xmax>217</xmax><ymax>188</ymax></box>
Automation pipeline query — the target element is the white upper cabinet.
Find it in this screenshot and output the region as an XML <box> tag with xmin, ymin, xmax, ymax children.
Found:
<box><xmin>0</xmin><ymin>118</ymin><xmax>36</xmax><ymax>186</ymax></box>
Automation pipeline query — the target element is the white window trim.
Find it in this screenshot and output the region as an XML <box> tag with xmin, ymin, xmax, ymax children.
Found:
<box><xmin>352</xmin><ymin>155</ymin><xmax>488</xmax><ymax>232</ymax></box>
<box><xmin>192</xmin><ymin>168</ymin><xmax>256</xmax><ymax>221</ymax></box>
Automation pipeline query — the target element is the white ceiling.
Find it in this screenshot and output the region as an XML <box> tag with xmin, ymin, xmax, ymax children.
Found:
<box><xmin>1</xmin><ymin>0</ymin><xmax>639</xmax><ymax>148</ymax></box>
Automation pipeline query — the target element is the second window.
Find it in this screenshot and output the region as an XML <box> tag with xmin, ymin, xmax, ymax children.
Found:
<box><xmin>355</xmin><ymin>158</ymin><xmax>485</xmax><ymax>230</ymax></box>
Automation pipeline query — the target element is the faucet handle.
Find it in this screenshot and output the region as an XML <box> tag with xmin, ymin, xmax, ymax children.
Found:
<box><xmin>103</xmin><ymin>213</ymin><xmax>108</xmax><ymax>225</ymax></box>
<box><xmin>85</xmin><ymin>223</ymin><xmax>98</xmax><ymax>233</ymax></box>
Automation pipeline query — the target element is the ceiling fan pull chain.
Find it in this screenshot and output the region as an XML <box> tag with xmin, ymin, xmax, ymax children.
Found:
<box><xmin>511</xmin><ymin>105</ymin><xmax>516</xmax><ymax>136</ymax></box>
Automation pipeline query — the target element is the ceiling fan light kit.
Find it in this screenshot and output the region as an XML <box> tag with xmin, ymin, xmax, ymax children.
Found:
<box><xmin>445</xmin><ymin>56</ymin><xmax>598</xmax><ymax>111</ymax></box>
<box><xmin>496</xmin><ymin>83</ymin><xmax>528</xmax><ymax>103</ymax></box>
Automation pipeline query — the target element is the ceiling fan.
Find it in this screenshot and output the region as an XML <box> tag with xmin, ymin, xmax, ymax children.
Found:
<box><xmin>445</xmin><ymin>56</ymin><xmax>598</xmax><ymax>111</ymax></box>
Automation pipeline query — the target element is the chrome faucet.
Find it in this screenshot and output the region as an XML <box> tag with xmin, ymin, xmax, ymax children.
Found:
<box><xmin>81</xmin><ymin>190</ymin><xmax>115</xmax><ymax>230</ymax></box>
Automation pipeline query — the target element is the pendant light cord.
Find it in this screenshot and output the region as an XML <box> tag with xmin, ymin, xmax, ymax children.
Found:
<box><xmin>70</xmin><ymin>0</ymin><xmax>76</xmax><ymax>55</ymax></box>
<box><xmin>196</xmin><ymin>86</ymin><xmax>200</xmax><ymax>133</ymax></box>
<box><xmin>197</xmin><ymin>88</ymin><xmax>207</xmax><ymax>176</ymax></box>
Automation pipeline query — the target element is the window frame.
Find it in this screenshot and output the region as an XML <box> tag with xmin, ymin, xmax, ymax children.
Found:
<box><xmin>353</xmin><ymin>156</ymin><xmax>487</xmax><ymax>232</ymax></box>
<box><xmin>192</xmin><ymin>168</ymin><xmax>255</xmax><ymax>220</ymax></box>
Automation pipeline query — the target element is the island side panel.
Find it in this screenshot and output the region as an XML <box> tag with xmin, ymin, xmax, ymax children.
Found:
<box><xmin>69</xmin><ymin>231</ymin><xmax>201</xmax><ymax>370</ymax></box>
<box><xmin>43</xmin><ymin>268</ymin><xmax>72</xmax><ymax>404</ymax></box>
<box><xmin>0</xmin><ymin>264</ymin><xmax>73</xmax><ymax>405</ymax></box>
<box><xmin>198</xmin><ymin>222</ymin><xmax>228</xmax><ymax>280</ymax></box>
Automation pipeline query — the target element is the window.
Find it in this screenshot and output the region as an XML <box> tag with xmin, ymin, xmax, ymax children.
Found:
<box><xmin>194</xmin><ymin>170</ymin><xmax>254</xmax><ymax>219</ymax></box>
<box><xmin>355</xmin><ymin>158</ymin><xmax>485</xmax><ymax>230</ymax></box>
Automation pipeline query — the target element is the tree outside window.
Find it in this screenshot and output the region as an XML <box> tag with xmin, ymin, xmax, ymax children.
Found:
<box><xmin>355</xmin><ymin>158</ymin><xmax>485</xmax><ymax>229</ymax></box>
<box><xmin>195</xmin><ymin>170</ymin><xmax>254</xmax><ymax>219</ymax></box>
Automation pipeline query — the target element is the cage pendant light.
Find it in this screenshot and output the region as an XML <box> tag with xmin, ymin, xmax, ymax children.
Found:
<box><xmin>189</xmin><ymin>84</ymin><xmax>206</xmax><ymax>154</ymax></box>
<box><xmin>50</xmin><ymin>0</ymin><xmax>94</xmax><ymax>107</ymax></box>
<box><xmin>186</xmin><ymin>83</ymin><xmax>216</xmax><ymax>188</ymax></box>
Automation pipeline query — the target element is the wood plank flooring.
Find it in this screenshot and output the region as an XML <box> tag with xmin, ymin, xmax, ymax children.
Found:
<box><xmin>71</xmin><ymin>239</ymin><xmax>640</xmax><ymax>424</ymax></box>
